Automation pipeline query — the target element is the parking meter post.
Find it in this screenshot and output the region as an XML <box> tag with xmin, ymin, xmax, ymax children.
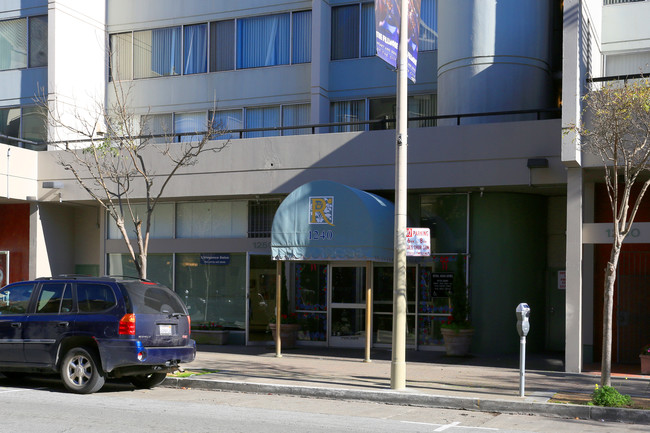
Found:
<box><xmin>515</xmin><ymin>303</ymin><xmax>530</xmax><ymax>398</ymax></box>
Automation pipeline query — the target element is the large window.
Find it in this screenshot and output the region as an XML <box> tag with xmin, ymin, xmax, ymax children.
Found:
<box><xmin>330</xmin><ymin>100</ymin><xmax>366</xmax><ymax>132</ymax></box>
<box><xmin>176</xmin><ymin>201</ymin><xmax>248</xmax><ymax>238</ymax></box>
<box><xmin>605</xmin><ymin>50</ymin><xmax>650</xmax><ymax>76</ymax></box>
<box><xmin>419</xmin><ymin>194</ymin><xmax>468</xmax><ymax>254</ymax></box>
<box><xmin>110</xmin><ymin>10</ymin><xmax>311</xmax><ymax>81</ymax></box>
<box><xmin>107</xmin><ymin>203</ymin><xmax>175</xmax><ymax>240</ymax></box>
<box><xmin>0</xmin><ymin>16</ymin><xmax>47</xmax><ymax>71</ymax></box>
<box><xmin>331</xmin><ymin>0</ymin><xmax>437</xmax><ymax>60</ymax></box>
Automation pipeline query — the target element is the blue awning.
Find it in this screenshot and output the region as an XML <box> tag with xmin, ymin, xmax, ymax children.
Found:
<box><xmin>271</xmin><ymin>180</ymin><xmax>395</xmax><ymax>262</ymax></box>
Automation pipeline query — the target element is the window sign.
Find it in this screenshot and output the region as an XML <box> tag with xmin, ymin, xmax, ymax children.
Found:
<box><xmin>200</xmin><ymin>254</ymin><xmax>231</xmax><ymax>265</ymax></box>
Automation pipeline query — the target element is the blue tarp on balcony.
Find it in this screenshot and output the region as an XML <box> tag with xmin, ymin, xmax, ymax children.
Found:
<box><xmin>271</xmin><ymin>180</ymin><xmax>394</xmax><ymax>262</ymax></box>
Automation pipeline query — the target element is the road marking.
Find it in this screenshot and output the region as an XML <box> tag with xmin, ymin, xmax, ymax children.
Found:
<box><xmin>402</xmin><ymin>421</ymin><xmax>498</xmax><ymax>431</ymax></box>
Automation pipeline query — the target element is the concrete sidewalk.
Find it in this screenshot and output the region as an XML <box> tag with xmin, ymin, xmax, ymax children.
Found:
<box><xmin>163</xmin><ymin>345</ymin><xmax>650</xmax><ymax>425</ymax></box>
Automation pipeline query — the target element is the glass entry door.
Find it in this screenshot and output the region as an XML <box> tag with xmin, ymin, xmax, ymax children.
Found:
<box><xmin>329</xmin><ymin>265</ymin><xmax>366</xmax><ymax>347</ymax></box>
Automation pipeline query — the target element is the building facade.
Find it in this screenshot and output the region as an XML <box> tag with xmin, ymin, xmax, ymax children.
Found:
<box><xmin>0</xmin><ymin>0</ymin><xmax>648</xmax><ymax>371</ymax></box>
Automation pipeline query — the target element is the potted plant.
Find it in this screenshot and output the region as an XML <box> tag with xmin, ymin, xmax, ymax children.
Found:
<box><xmin>641</xmin><ymin>344</ymin><xmax>650</xmax><ymax>375</ymax></box>
<box><xmin>269</xmin><ymin>312</ymin><xmax>300</xmax><ymax>348</ymax></box>
<box><xmin>440</xmin><ymin>255</ymin><xmax>474</xmax><ymax>356</ymax></box>
<box><xmin>191</xmin><ymin>321</ymin><xmax>229</xmax><ymax>345</ymax></box>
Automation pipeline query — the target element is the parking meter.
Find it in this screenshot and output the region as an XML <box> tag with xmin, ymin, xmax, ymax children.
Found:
<box><xmin>516</xmin><ymin>303</ymin><xmax>530</xmax><ymax>337</ymax></box>
<box><xmin>515</xmin><ymin>303</ymin><xmax>530</xmax><ymax>397</ymax></box>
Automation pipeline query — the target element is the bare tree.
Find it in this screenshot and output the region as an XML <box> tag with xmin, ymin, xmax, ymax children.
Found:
<box><xmin>574</xmin><ymin>78</ymin><xmax>650</xmax><ymax>387</ymax></box>
<box><xmin>40</xmin><ymin>80</ymin><xmax>229</xmax><ymax>280</ymax></box>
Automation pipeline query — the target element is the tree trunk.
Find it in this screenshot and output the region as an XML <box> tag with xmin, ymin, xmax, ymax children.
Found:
<box><xmin>601</xmin><ymin>243</ymin><xmax>621</xmax><ymax>387</ymax></box>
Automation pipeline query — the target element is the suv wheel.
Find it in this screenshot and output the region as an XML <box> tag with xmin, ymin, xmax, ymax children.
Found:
<box><xmin>130</xmin><ymin>372</ymin><xmax>167</xmax><ymax>389</ymax></box>
<box><xmin>60</xmin><ymin>348</ymin><xmax>105</xmax><ymax>394</ymax></box>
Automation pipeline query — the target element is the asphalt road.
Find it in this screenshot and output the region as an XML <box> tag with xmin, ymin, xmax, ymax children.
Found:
<box><xmin>0</xmin><ymin>377</ymin><xmax>647</xmax><ymax>433</ymax></box>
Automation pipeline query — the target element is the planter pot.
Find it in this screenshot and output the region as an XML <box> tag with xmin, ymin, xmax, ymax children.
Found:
<box><xmin>269</xmin><ymin>323</ymin><xmax>300</xmax><ymax>348</ymax></box>
<box><xmin>191</xmin><ymin>330</ymin><xmax>229</xmax><ymax>345</ymax></box>
<box><xmin>641</xmin><ymin>355</ymin><xmax>650</xmax><ymax>375</ymax></box>
<box><xmin>441</xmin><ymin>328</ymin><xmax>474</xmax><ymax>356</ymax></box>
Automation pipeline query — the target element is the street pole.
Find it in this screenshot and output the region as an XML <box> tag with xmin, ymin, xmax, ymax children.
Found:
<box><xmin>390</xmin><ymin>0</ymin><xmax>409</xmax><ymax>390</ymax></box>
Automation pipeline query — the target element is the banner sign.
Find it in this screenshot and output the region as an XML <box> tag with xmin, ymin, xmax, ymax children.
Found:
<box><xmin>200</xmin><ymin>254</ymin><xmax>230</xmax><ymax>265</ymax></box>
<box><xmin>375</xmin><ymin>0</ymin><xmax>421</xmax><ymax>83</ymax></box>
<box><xmin>406</xmin><ymin>227</ymin><xmax>431</xmax><ymax>256</ymax></box>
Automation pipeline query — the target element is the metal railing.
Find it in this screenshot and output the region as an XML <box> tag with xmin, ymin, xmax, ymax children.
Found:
<box><xmin>1</xmin><ymin>107</ymin><xmax>561</xmax><ymax>149</ymax></box>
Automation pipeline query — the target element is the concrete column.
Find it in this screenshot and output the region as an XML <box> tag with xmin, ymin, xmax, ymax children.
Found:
<box><xmin>310</xmin><ymin>0</ymin><xmax>330</xmax><ymax>130</ymax></box>
<box><xmin>565</xmin><ymin>167</ymin><xmax>583</xmax><ymax>372</ymax></box>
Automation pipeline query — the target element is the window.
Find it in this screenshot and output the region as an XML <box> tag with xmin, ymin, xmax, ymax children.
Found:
<box><xmin>210</xmin><ymin>20</ymin><xmax>235</xmax><ymax>72</ymax></box>
<box><xmin>237</xmin><ymin>14</ymin><xmax>290</xmax><ymax>69</ymax></box>
<box><xmin>107</xmin><ymin>203</ymin><xmax>174</xmax><ymax>240</ymax></box>
<box><xmin>108</xmin><ymin>254</ymin><xmax>173</xmax><ymax>289</ymax></box>
<box><xmin>210</xmin><ymin>109</ymin><xmax>243</xmax><ymax>139</ymax></box>
<box><xmin>330</xmin><ymin>100</ymin><xmax>366</xmax><ymax>132</ymax></box>
<box><xmin>141</xmin><ymin>113</ymin><xmax>173</xmax><ymax>143</ymax></box>
<box><xmin>331</xmin><ymin>1</ymin><xmax>437</xmax><ymax>60</ymax></box>
<box><xmin>0</xmin><ymin>106</ymin><xmax>47</xmax><ymax>149</ymax></box>
<box><xmin>77</xmin><ymin>284</ymin><xmax>116</xmax><ymax>313</ymax></box>
<box><xmin>174</xmin><ymin>112</ymin><xmax>207</xmax><ymax>142</ymax></box>
<box><xmin>292</xmin><ymin>11</ymin><xmax>312</xmax><ymax>64</ymax></box>
<box><xmin>176</xmin><ymin>201</ymin><xmax>248</xmax><ymax>238</ymax></box>
<box><xmin>36</xmin><ymin>283</ymin><xmax>72</xmax><ymax>314</ymax></box>
<box><xmin>420</xmin><ymin>194</ymin><xmax>468</xmax><ymax>254</ymax></box>
<box><xmin>605</xmin><ymin>51</ymin><xmax>650</xmax><ymax>76</ymax></box>
<box><xmin>369</xmin><ymin>94</ymin><xmax>436</xmax><ymax>129</ymax></box>
<box><xmin>134</xmin><ymin>27</ymin><xmax>182</xmax><ymax>79</ymax></box>
<box><xmin>282</xmin><ymin>104</ymin><xmax>311</xmax><ymax>136</ymax></box>
<box><xmin>248</xmin><ymin>200</ymin><xmax>280</xmax><ymax>238</ymax></box>
<box><xmin>0</xmin><ymin>283</ymin><xmax>35</xmax><ymax>315</ymax></box>
<box><xmin>183</xmin><ymin>23</ymin><xmax>207</xmax><ymax>74</ymax></box>
<box><xmin>245</xmin><ymin>106</ymin><xmax>281</xmax><ymax>138</ymax></box>
<box><xmin>0</xmin><ymin>15</ymin><xmax>50</xmax><ymax>70</ymax></box>
<box><xmin>110</xmin><ymin>32</ymin><xmax>133</xmax><ymax>81</ymax></box>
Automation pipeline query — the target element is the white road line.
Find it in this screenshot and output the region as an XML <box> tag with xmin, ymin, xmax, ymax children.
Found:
<box><xmin>402</xmin><ymin>420</ymin><xmax>499</xmax><ymax>431</ymax></box>
<box><xmin>434</xmin><ymin>422</ymin><xmax>461</xmax><ymax>431</ymax></box>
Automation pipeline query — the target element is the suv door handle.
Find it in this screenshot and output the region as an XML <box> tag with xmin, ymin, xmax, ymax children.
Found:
<box><xmin>10</xmin><ymin>322</ymin><xmax>21</xmax><ymax>328</ymax></box>
<box><xmin>57</xmin><ymin>322</ymin><xmax>70</xmax><ymax>328</ymax></box>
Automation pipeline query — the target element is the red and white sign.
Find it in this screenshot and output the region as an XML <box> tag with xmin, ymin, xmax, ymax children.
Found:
<box><xmin>406</xmin><ymin>228</ymin><xmax>431</xmax><ymax>256</ymax></box>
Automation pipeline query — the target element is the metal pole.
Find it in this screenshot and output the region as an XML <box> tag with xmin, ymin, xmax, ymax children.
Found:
<box><xmin>275</xmin><ymin>260</ymin><xmax>282</xmax><ymax>358</ymax></box>
<box><xmin>519</xmin><ymin>336</ymin><xmax>526</xmax><ymax>397</ymax></box>
<box><xmin>365</xmin><ymin>260</ymin><xmax>372</xmax><ymax>363</ymax></box>
<box><xmin>390</xmin><ymin>0</ymin><xmax>409</xmax><ymax>390</ymax></box>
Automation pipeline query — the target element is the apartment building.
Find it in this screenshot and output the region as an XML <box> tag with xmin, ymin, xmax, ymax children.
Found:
<box><xmin>0</xmin><ymin>0</ymin><xmax>648</xmax><ymax>372</ymax></box>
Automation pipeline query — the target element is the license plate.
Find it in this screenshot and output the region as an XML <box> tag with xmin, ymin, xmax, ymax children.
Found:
<box><xmin>159</xmin><ymin>324</ymin><xmax>172</xmax><ymax>336</ymax></box>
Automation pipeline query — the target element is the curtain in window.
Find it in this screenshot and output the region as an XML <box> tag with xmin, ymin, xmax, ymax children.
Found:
<box><xmin>331</xmin><ymin>5</ymin><xmax>359</xmax><ymax>60</ymax></box>
<box><xmin>28</xmin><ymin>15</ymin><xmax>47</xmax><ymax>68</ymax></box>
<box><xmin>408</xmin><ymin>94</ymin><xmax>437</xmax><ymax>127</ymax></box>
<box><xmin>0</xmin><ymin>18</ymin><xmax>27</xmax><ymax>70</ymax></box>
<box><xmin>21</xmin><ymin>106</ymin><xmax>47</xmax><ymax>149</ymax></box>
<box><xmin>210</xmin><ymin>109</ymin><xmax>242</xmax><ymax>139</ymax></box>
<box><xmin>134</xmin><ymin>27</ymin><xmax>181</xmax><ymax>78</ymax></box>
<box><xmin>110</xmin><ymin>33</ymin><xmax>133</xmax><ymax>81</ymax></box>
<box><xmin>292</xmin><ymin>11</ymin><xmax>312</xmax><ymax>64</ymax></box>
<box><xmin>175</xmin><ymin>112</ymin><xmax>207</xmax><ymax>143</ymax></box>
<box><xmin>184</xmin><ymin>24</ymin><xmax>207</xmax><ymax>74</ymax></box>
<box><xmin>282</xmin><ymin>104</ymin><xmax>310</xmax><ymax>136</ymax></box>
<box><xmin>330</xmin><ymin>100</ymin><xmax>365</xmax><ymax>132</ymax></box>
<box><xmin>237</xmin><ymin>14</ymin><xmax>290</xmax><ymax>69</ymax></box>
<box><xmin>419</xmin><ymin>0</ymin><xmax>437</xmax><ymax>51</ymax></box>
<box><xmin>140</xmin><ymin>113</ymin><xmax>173</xmax><ymax>143</ymax></box>
<box><xmin>210</xmin><ymin>20</ymin><xmax>235</xmax><ymax>72</ymax></box>
<box><xmin>360</xmin><ymin>3</ymin><xmax>375</xmax><ymax>57</ymax></box>
<box><xmin>0</xmin><ymin>107</ymin><xmax>21</xmax><ymax>146</ymax></box>
<box><xmin>245</xmin><ymin>106</ymin><xmax>281</xmax><ymax>138</ymax></box>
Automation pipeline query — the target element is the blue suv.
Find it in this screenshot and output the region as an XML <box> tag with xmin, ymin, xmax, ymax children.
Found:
<box><xmin>0</xmin><ymin>276</ymin><xmax>196</xmax><ymax>393</ymax></box>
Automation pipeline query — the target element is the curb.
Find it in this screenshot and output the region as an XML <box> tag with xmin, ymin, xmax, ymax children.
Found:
<box><xmin>163</xmin><ymin>377</ymin><xmax>650</xmax><ymax>425</ymax></box>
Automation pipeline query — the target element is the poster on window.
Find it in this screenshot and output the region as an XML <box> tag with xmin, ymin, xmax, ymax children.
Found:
<box><xmin>375</xmin><ymin>0</ymin><xmax>421</xmax><ymax>83</ymax></box>
<box><xmin>0</xmin><ymin>251</ymin><xmax>8</xmax><ymax>287</ymax></box>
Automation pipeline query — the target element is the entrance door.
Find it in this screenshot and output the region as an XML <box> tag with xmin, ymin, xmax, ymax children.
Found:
<box><xmin>247</xmin><ymin>255</ymin><xmax>276</xmax><ymax>344</ymax></box>
<box><xmin>329</xmin><ymin>265</ymin><xmax>366</xmax><ymax>347</ymax></box>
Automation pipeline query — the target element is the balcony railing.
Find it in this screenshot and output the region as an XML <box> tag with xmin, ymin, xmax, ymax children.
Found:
<box><xmin>2</xmin><ymin>107</ymin><xmax>561</xmax><ymax>150</ymax></box>
<box><xmin>604</xmin><ymin>0</ymin><xmax>646</xmax><ymax>5</ymax></box>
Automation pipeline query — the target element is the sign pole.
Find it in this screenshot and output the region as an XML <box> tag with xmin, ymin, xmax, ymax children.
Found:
<box><xmin>390</xmin><ymin>0</ymin><xmax>409</xmax><ymax>390</ymax></box>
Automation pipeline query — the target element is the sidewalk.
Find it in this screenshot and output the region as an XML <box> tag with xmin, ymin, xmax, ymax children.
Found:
<box><xmin>163</xmin><ymin>345</ymin><xmax>650</xmax><ymax>425</ymax></box>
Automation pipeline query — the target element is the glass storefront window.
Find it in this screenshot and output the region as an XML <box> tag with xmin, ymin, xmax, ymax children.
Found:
<box><xmin>175</xmin><ymin>253</ymin><xmax>246</xmax><ymax>329</ymax></box>
<box><xmin>372</xmin><ymin>265</ymin><xmax>416</xmax><ymax>346</ymax></box>
<box><xmin>249</xmin><ymin>255</ymin><xmax>276</xmax><ymax>342</ymax></box>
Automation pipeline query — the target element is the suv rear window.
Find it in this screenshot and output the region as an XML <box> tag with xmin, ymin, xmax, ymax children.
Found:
<box><xmin>77</xmin><ymin>283</ymin><xmax>117</xmax><ymax>312</ymax></box>
<box><xmin>121</xmin><ymin>282</ymin><xmax>186</xmax><ymax>315</ymax></box>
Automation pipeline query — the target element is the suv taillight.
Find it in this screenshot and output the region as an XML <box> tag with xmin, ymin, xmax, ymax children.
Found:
<box><xmin>188</xmin><ymin>315</ymin><xmax>191</xmax><ymax>336</ymax></box>
<box><xmin>119</xmin><ymin>314</ymin><xmax>136</xmax><ymax>335</ymax></box>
